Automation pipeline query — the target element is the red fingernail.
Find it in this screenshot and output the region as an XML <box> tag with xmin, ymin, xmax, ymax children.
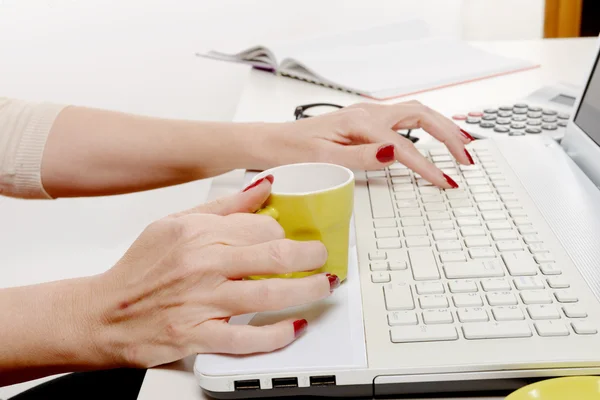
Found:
<box><xmin>326</xmin><ymin>273</ymin><xmax>340</xmax><ymax>292</ymax></box>
<box><xmin>293</xmin><ymin>319</ymin><xmax>308</xmax><ymax>338</ymax></box>
<box><xmin>443</xmin><ymin>173</ymin><xmax>459</xmax><ymax>189</ymax></box>
<box><xmin>242</xmin><ymin>175</ymin><xmax>273</xmax><ymax>192</ymax></box>
<box><xmin>465</xmin><ymin>149</ymin><xmax>474</xmax><ymax>165</ymax></box>
<box><xmin>376</xmin><ymin>144</ymin><xmax>395</xmax><ymax>163</ymax></box>
<box><xmin>460</xmin><ymin>128</ymin><xmax>475</xmax><ymax>141</ymax></box>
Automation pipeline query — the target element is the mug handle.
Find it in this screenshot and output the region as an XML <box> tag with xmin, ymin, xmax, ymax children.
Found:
<box><xmin>256</xmin><ymin>206</ymin><xmax>279</xmax><ymax>220</ymax></box>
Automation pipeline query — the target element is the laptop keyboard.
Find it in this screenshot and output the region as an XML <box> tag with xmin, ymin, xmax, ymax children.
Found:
<box><xmin>364</xmin><ymin>146</ymin><xmax>597</xmax><ymax>343</ymax></box>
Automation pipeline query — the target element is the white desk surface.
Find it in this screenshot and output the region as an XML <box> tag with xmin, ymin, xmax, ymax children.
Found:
<box><xmin>0</xmin><ymin>37</ymin><xmax>596</xmax><ymax>400</ymax></box>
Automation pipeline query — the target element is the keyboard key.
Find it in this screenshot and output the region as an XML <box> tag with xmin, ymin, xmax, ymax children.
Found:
<box><xmin>397</xmin><ymin>200</ymin><xmax>419</xmax><ymax>209</ymax></box>
<box><xmin>514</xmin><ymin>276</ymin><xmax>544</xmax><ymax>290</ymax></box>
<box><xmin>463</xmin><ymin>171</ymin><xmax>485</xmax><ymax>179</ymax></box>
<box><xmin>370</xmin><ymin>261</ymin><xmax>389</xmax><ymax>271</ymax></box>
<box><xmin>444</xmin><ymin>259</ymin><xmax>504</xmax><ymax>279</ymax></box>
<box><xmin>487</xmin><ymin>221</ymin><xmax>512</xmax><ymax>231</ymax></box>
<box><xmin>399</xmin><ymin>209</ymin><xmax>422</xmax><ymax>218</ymax></box>
<box><xmin>384</xmin><ymin>283</ymin><xmax>414</xmax><ymax>310</ymax></box>
<box><xmin>528</xmin><ymin>304</ymin><xmax>560</xmax><ymax>320</ymax></box>
<box><xmin>416</xmin><ymin>282</ymin><xmax>445</xmax><ymax>295</ymax></box>
<box><xmin>469</xmin><ymin>248</ymin><xmax>496</xmax><ymax>259</ymax></box>
<box><xmin>436</xmin><ymin>241</ymin><xmax>462</xmax><ymax>252</ymax></box>
<box><xmin>377</xmin><ymin>238</ymin><xmax>402</xmax><ymax>249</ymax></box>
<box><xmin>523</xmin><ymin>234</ymin><xmax>542</xmax><ymax>244</ymax></box>
<box><xmin>502</xmin><ymin>252</ymin><xmax>537</xmax><ymax>275</ymax></box>
<box><xmin>388</xmin><ymin>311</ymin><xmax>418</xmax><ymax>326</ymax></box>
<box><xmin>459</xmin><ymin>164</ymin><xmax>481</xmax><ymax>171</ymax></box>
<box><xmin>427</xmin><ymin>212</ymin><xmax>451</xmax><ymax>221</ymax></box>
<box><xmin>440</xmin><ymin>251</ymin><xmax>467</xmax><ymax>263</ymax></box>
<box><xmin>448</xmin><ymin>279</ymin><xmax>478</xmax><ymax>293</ymax></box>
<box><xmin>421</xmin><ymin>194</ymin><xmax>445</xmax><ymax>203</ymax></box>
<box><xmin>518</xmin><ymin>226</ymin><xmax>537</xmax><ymax>234</ymax></box>
<box><xmin>432</xmin><ymin>155</ymin><xmax>453</xmax><ymax>162</ymax></box>
<box><xmin>547</xmin><ymin>276</ymin><xmax>569</xmax><ymax>289</ymax></box>
<box><xmin>487</xmin><ymin>292</ymin><xmax>517</xmax><ymax>306</ymax></box>
<box><xmin>506</xmin><ymin>203</ymin><xmax>523</xmax><ymax>210</ymax></box>
<box><xmin>492</xmin><ymin>306</ymin><xmax>524</xmax><ymax>321</ymax></box>
<box><xmin>571</xmin><ymin>321</ymin><xmax>597</xmax><ymax>335</ymax></box>
<box><xmin>563</xmin><ymin>304</ymin><xmax>587</xmax><ymax>318</ymax></box>
<box><xmin>403</xmin><ymin>227</ymin><xmax>427</xmax><ymax>237</ymax></box>
<box><xmin>491</xmin><ymin>230</ymin><xmax>518</xmax><ymax>240</ymax></box>
<box><xmin>540</xmin><ymin>263</ymin><xmax>562</xmax><ymax>275</ymax></box>
<box><xmin>425</xmin><ymin>203</ymin><xmax>447</xmax><ymax>212</ymax></box>
<box><xmin>465</xmin><ymin>237</ymin><xmax>491</xmax><ymax>247</ymax></box>
<box><xmin>513</xmin><ymin>217</ymin><xmax>531</xmax><ymax>226</ymax></box>
<box><xmin>462</xmin><ymin>321</ymin><xmax>532</xmax><ymax>339</ymax></box>
<box><xmin>416</xmin><ymin>178</ymin><xmax>434</xmax><ymax>187</ymax></box>
<box><xmin>423</xmin><ymin>309</ymin><xmax>454</xmax><ymax>324</ymax></box>
<box><xmin>375</xmin><ymin>228</ymin><xmax>400</xmax><ymax>238</ymax></box>
<box><xmin>369</xmin><ymin>251</ymin><xmax>387</xmax><ymax>260</ymax></box>
<box><xmin>390</xmin><ymin>169</ymin><xmax>411</xmax><ymax>177</ymax></box>
<box><xmin>534</xmin><ymin>253</ymin><xmax>555</xmax><ymax>263</ymax></box>
<box><xmin>394</xmin><ymin>184</ymin><xmax>415</xmax><ymax>193</ymax></box>
<box><xmin>510</xmin><ymin>209</ymin><xmax>528</xmax><ymax>217</ymax></box>
<box><xmin>482</xmin><ymin>211</ymin><xmax>507</xmax><ymax>221</ymax></box>
<box><xmin>367</xmin><ymin>170</ymin><xmax>386</xmax><ymax>178</ymax></box>
<box><xmin>496</xmin><ymin>186</ymin><xmax>513</xmax><ymax>194</ymax></box>
<box><xmin>374</xmin><ymin>219</ymin><xmax>397</xmax><ymax>228</ymax></box>
<box><xmin>395</xmin><ymin>191</ymin><xmax>416</xmax><ymax>199</ymax></box>
<box><xmin>453</xmin><ymin>208</ymin><xmax>477</xmax><ymax>217</ymax></box>
<box><xmin>457</xmin><ymin>218</ymin><xmax>481</xmax><ymax>227</ymax></box>
<box><xmin>535</xmin><ymin>321</ymin><xmax>569</xmax><ymax>337</ymax></box>
<box><xmin>453</xmin><ymin>293</ymin><xmax>483</xmax><ymax>307</ymax></box>
<box><xmin>458</xmin><ymin>307</ymin><xmax>489</xmax><ymax>322</ymax></box>
<box><xmin>479</xmin><ymin>202</ymin><xmax>502</xmax><ymax>211</ymax></box>
<box><xmin>466</xmin><ymin>178</ymin><xmax>488</xmax><ymax>186</ymax></box>
<box><xmin>470</xmin><ymin>186</ymin><xmax>493</xmax><ymax>194</ymax></box>
<box><xmin>461</xmin><ymin>227</ymin><xmax>486</xmax><ymax>236</ymax></box>
<box><xmin>446</xmin><ymin>190</ymin><xmax>469</xmax><ymax>199</ymax></box>
<box><xmin>555</xmin><ymin>290</ymin><xmax>578</xmax><ymax>303</ymax></box>
<box><xmin>482</xmin><ymin>278</ymin><xmax>511</xmax><ymax>291</ymax></box>
<box><xmin>528</xmin><ymin>243</ymin><xmax>549</xmax><ymax>253</ymax></box>
<box><xmin>430</xmin><ymin>220</ymin><xmax>454</xmax><ymax>231</ymax></box>
<box><xmin>392</xmin><ymin>177</ymin><xmax>411</xmax><ymax>184</ymax></box>
<box><xmin>520</xmin><ymin>291</ymin><xmax>553</xmax><ymax>304</ymax></box>
<box><xmin>390</xmin><ymin>325</ymin><xmax>458</xmax><ymax>343</ymax></box>
<box><xmin>496</xmin><ymin>241</ymin><xmax>524</xmax><ymax>252</ymax></box>
<box><xmin>389</xmin><ymin>260</ymin><xmax>408</xmax><ymax>270</ymax></box>
<box><xmin>368</xmin><ymin>178</ymin><xmax>395</xmax><ymax>218</ymax></box>
<box><xmin>408</xmin><ymin>249</ymin><xmax>440</xmax><ymax>281</ymax></box>
<box><xmin>401</xmin><ymin>217</ymin><xmax>425</xmax><ymax>227</ymax></box>
<box><xmin>450</xmin><ymin>199</ymin><xmax>473</xmax><ymax>208</ymax></box>
<box><xmin>419</xmin><ymin>295</ymin><xmax>449</xmax><ymax>309</ymax></box>
<box><xmin>433</xmin><ymin>230</ymin><xmax>458</xmax><ymax>240</ymax></box>
<box><xmin>372</xmin><ymin>272</ymin><xmax>391</xmax><ymax>283</ymax></box>
<box><xmin>406</xmin><ymin>237</ymin><xmax>431</xmax><ymax>248</ymax></box>
<box><xmin>435</xmin><ymin>162</ymin><xmax>455</xmax><ymax>169</ymax></box>
<box><xmin>474</xmin><ymin>194</ymin><xmax>497</xmax><ymax>202</ymax></box>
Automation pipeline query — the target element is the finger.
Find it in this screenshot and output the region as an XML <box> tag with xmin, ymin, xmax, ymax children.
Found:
<box><xmin>319</xmin><ymin>141</ymin><xmax>397</xmax><ymax>170</ymax></box>
<box><xmin>217</xmin><ymin>239</ymin><xmax>328</xmax><ymax>278</ymax></box>
<box><xmin>217</xmin><ymin>273</ymin><xmax>336</xmax><ymax>315</ymax></box>
<box><xmin>198</xmin><ymin>318</ymin><xmax>308</xmax><ymax>355</ymax></box>
<box><xmin>173</xmin><ymin>175</ymin><xmax>273</xmax><ymax>217</ymax></box>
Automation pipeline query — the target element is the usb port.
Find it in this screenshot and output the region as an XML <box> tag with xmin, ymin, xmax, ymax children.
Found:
<box><xmin>272</xmin><ymin>377</ymin><xmax>298</xmax><ymax>388</ymax></box>
<box><xmin>310</xmin><ymin>375</ymin><xmax>336</xmax><ymax>386</ymax></box>
<box><xmin>234</xmin><ymin>379</ymin><xmax>260</xmax><ymax>391</ymax></box>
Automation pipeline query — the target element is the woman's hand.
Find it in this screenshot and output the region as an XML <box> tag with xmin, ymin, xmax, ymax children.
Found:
<box><xmin>267</xmin><ymin>101</ymin><xmax>474</xmax><ymax>189</ymax></box>
<box><xmin>89</xmin><ymin>177</ymin><xmax>336</xmax><ymax>368</ymax></box>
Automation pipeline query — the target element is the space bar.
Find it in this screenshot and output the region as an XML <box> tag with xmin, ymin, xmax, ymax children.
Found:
<box><xmin>368</xmin><ymin>178</ymin><xmax>394</xmax><ymax>218</ymax></box>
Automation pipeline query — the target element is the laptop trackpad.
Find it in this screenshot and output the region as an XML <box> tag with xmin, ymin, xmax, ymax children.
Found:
<box><xmin>194</xmin><ymin>233</ymin><xmax>368</xmax><ymax>376</ymax></box>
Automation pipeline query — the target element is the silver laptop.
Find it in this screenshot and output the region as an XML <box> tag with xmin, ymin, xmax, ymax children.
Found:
<box><xmin>194</xmin><ymin>36</ymin><xmax>600</xmax><ymax>398</ymax></box>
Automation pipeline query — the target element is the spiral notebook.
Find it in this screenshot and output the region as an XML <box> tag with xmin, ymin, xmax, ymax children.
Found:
<box><xmin>196</xmin><ymin>22</ymin><xmax>539</xmax><ymax>101</ymax></box>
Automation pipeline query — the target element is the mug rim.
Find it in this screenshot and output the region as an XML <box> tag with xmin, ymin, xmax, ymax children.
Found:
<box><xmin>253</xmin><ymin>162</ymin><xmax>354</xmax><ymax>196</ymax></box>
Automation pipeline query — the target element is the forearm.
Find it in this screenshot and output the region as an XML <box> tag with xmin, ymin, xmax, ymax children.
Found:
<box><xmin>42</xmin><ymin>106</ymin><xmax>279</xmax><ymax>198</ymax></box>
<box><xmin>0</xmin><ymin>278</ymin><xmax>109</xmax><ymax>386</ymax></box>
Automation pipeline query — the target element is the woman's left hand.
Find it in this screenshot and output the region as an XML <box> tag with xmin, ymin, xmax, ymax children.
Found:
<box><xmin>267</xmin><ymin>101</ymin><xmax>474</xmax><ymax>189</ymax></box>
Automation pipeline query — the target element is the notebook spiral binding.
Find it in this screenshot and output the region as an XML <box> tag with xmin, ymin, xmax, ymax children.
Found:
<box><xmin>278</xmin><ymin>71</ymin><xmax>361</xmax><ymax>96</ymax></box>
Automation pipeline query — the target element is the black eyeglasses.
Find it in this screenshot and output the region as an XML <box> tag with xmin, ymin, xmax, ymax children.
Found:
<box><xmin>294</xmin><ymin>102</ymin><xmax>419</xmax><ymax>143</ymax></box>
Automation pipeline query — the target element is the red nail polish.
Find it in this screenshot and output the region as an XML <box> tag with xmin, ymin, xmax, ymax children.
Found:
<box><xmin>293</xmin><ymin>319</ymin><xmax>308</xmax><ymax>338</ymax></box>
<box><xmin>326</xmin><ymin>273</ymin><xmax>340</xmax><ymax>292</ymax></box>
<box><xmin>459</xmin><ymin>128</ymin><xmax>475</xmax><ymax>141</ymax></box>
<box><xmin>443</xmin><ymin>173</ymin><xmax>459</xmax><ymax>189</ymax></box>
<box><xmin>242</xmin><ymin>177</ymin><xmax>265</xmax><ymax>192</ymax></box>
<box><xmin>264</xmin><ymin>174</ymin><xmax>274</xmax><ymax>184</ymax></box>
<box><xmin>376</xmin><ymin>144</ymin><xmax>395</xmax><ymax>163</ymax></box>
<box><xmin>465</xmin><ymin>149</ymin><xmax>474</xmax><ymax>165</ymax></box>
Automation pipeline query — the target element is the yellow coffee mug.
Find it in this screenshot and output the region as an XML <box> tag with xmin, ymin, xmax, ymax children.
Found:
<box><xmin>506</xmin><ymin>376</ymin><xmax>600</xmax><ymax>400</ymax></box>
<box><xmin>248</xmin><ymin>163</ymin><xmax>354</xmax><ymax>282</ymax></box>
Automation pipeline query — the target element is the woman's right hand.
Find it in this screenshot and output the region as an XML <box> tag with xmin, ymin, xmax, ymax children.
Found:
<box><xmin>87</xmin><ymin>176</ymin><xmax>337</xmax><ymax>368</ymax></box>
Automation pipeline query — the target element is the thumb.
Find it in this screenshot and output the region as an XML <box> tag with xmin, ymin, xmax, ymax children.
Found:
<box><xmin>176</xmin><ymin>175</ymin><xmax>273</xmax><ymax>217</ymax></box>
<box><xmin>327</xmin><ymin>143</ymin><xmax>396</xmax><ymax>170</ymax></box>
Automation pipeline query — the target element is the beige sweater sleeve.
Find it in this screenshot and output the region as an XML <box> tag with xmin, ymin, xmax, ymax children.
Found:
<box><xmin>0</xmin><ymin>98</ymin><xmax>67</xmax><ymax>199</ymax></box>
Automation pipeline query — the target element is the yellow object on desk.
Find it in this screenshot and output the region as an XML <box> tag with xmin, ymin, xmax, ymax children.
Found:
<box><xmin>249</xmin><ymin>163</ymin><xmax>354</xmax><ymax>282</ymax></box>
<box><xmin>506</xmin><ymin>376</ymin><xmax>600</xmax><ymax>400</ymax></box>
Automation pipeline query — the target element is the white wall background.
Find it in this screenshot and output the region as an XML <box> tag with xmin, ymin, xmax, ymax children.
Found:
<box><xmin>0</xmin><ymin>0</ymin><xmax>545</xmax><ymax>122</ymax></box>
